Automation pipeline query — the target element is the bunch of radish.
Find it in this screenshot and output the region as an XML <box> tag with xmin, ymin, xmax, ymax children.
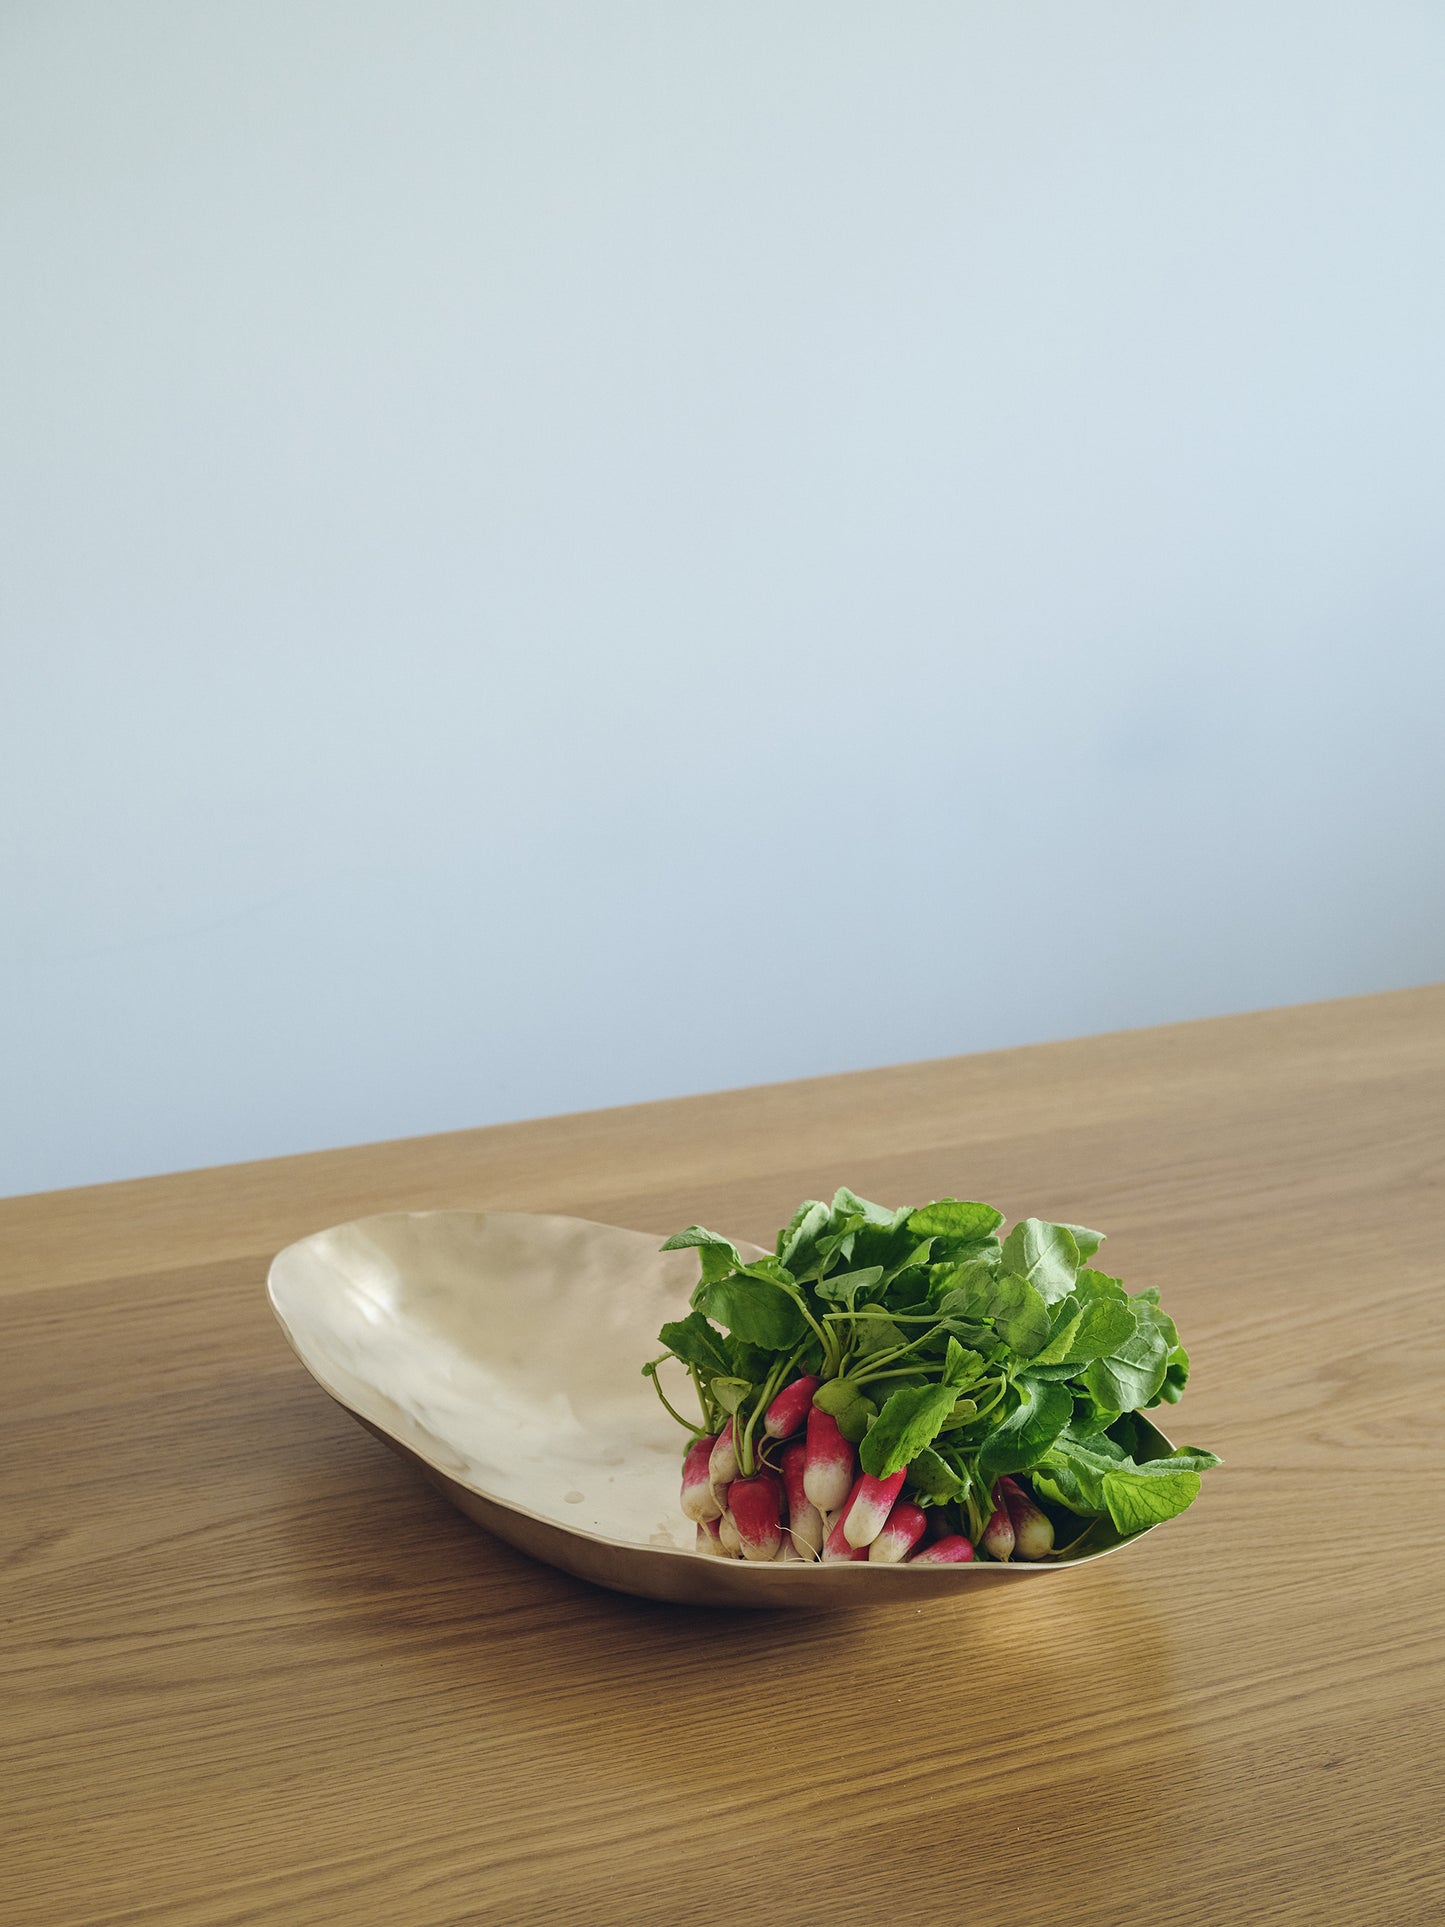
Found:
<box><xmin>680</xmin><ymin>1377</ymin><xmax>1054</xmax><ymax>1566</ymax></box>
<box><xmin>654</xmin><ymin>1187</ymin><xmax>1220</xmax><ymax>1555</ymax></box>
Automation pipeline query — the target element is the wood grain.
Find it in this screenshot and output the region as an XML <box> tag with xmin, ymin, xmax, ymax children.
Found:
<box><xmin>3</xmin><ymin>986</ymin><xmax>1444</xmax><ymax>1926</ymax></box>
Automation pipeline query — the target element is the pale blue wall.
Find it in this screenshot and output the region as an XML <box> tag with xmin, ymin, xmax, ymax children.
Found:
<box><xmin>4</xmin><ymin>2</ymin><xmax>1443</xmax><ymax>1196</ymax></box>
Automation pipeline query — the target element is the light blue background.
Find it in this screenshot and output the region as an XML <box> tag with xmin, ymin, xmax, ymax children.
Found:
<box><xmin>4</xmin><ymin>3</ymin><xmax>1443</xmax><ymax>1197</ymax></box>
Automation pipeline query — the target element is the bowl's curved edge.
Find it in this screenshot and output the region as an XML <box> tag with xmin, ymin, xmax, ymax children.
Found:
<box><xmin>268</xmin><ymin>1208</ymin><xmax>1172</xmax><ymax>1608</ymax></box>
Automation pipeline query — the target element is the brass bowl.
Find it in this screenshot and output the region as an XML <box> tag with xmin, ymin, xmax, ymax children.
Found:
<box><xmin>267</xmin><ymin>1209</ymin><xmax>1171</xmax><ymax>1607</ymax></box>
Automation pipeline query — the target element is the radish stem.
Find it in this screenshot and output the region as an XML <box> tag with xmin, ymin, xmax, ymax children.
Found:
<box><xmin>643</xmin><ymin>1360</ymin><xmax>708</xmax><ymax>1435</ymax></box>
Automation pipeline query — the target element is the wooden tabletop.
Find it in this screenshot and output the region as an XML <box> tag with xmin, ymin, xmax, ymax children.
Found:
<box><xmin>4</xmin><ymin>986</ymin><xmax>1443</xmax><ymax>1926</ymax></box>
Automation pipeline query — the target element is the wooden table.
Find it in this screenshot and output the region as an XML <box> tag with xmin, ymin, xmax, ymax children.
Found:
<box><xmin>4</xmin><ymin>987</ymin><xmax>1443</xmax><ymax>1926</ymax></box>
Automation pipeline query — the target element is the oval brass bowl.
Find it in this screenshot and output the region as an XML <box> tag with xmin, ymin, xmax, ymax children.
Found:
<box><xmin>267</xmin><ymin>1208</ymin><xmax>1172</xmax><ymax>1607</ymax></box>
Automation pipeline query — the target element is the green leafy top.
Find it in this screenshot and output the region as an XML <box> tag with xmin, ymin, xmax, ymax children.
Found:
<box><xmin>648</xmin><ymin>1188</ymin><xmax>1217</xmax><ymax>1544</ymax></box>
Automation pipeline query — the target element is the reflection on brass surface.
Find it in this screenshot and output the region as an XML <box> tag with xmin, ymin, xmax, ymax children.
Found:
<box><xmin>268</xmin><ymin>1210</ymin><xmax>1168</xmax><ymax>1607</ymax></box>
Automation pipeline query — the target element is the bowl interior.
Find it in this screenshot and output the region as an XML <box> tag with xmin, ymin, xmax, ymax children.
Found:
<box><xmin>267</xmin><ymin>1208</ymin><xmax>754</xmax><ymax>1552</ymax></box>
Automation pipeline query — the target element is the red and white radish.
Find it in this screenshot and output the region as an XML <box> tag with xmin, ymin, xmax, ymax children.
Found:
<box><xmin>822</xmin><ymin>1479</ymin><xmax>870</xmax><ymax>1561</ymax></box>
<box><xmin>803</xmin><ymin>1406</ymin><xmax>856</xmax><ymax>1513</ymax></box>
<box><xmin>997</xmin><ymin>1475</ymin><xmax>1054</xmax><ymax>1560</ymax></box>
<box><xmin>867</xmin><ymin>1499</ymin><xmax>928</xmax><ymax>1564</ymax></box>
<box><xmin>696</xmin><ymin>1517</ymin><xmax>726</xmax><ymax>1556</ymax></box>
<box><xmin>717</xmin><ymin>1509</ymin><xmax>741</xmax><ymax>1556</ymax></box>
<box><xmin>708</xmin><ymin>1419</ymin><xmax>739</xmax><ymax>1491</ymax></box>
<box><xmin>841</xmin><ymin>1467</ymin><xmax>908</xmax><ymax>1549</ymax></box>
<box><xmin>823</xmin><ymin>1516</ymin><xmax>869</xmax><ymax>1562</ymax></box>
<box><xmin>780</xmin><ymin>1440</ymin><xmax>824</xmax><ymax>1561</ymax></box>
<box><xmin>681</xmin><ymin>1434</ymin><xmax>723</xmax><ymax>1522</ymax></box>
<box><xmin>908</xmin><ymin>1534</ymin><xmax>975</xmax><ymax>1565</ymax></box>
<box><xmin>982</xmin><ymin>1497</ymin><xmax>1015</xmax><ymax>1562</ymax></box>
<box><xmin>764</xmin><ymin>1374</ymin><xmax>822</xmax><ymax>1440</ymax></box>
<box><xmin>729</xmin><ymin>1471</ymin><xmax>785</xmax><ymax>1562</ymax></box>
